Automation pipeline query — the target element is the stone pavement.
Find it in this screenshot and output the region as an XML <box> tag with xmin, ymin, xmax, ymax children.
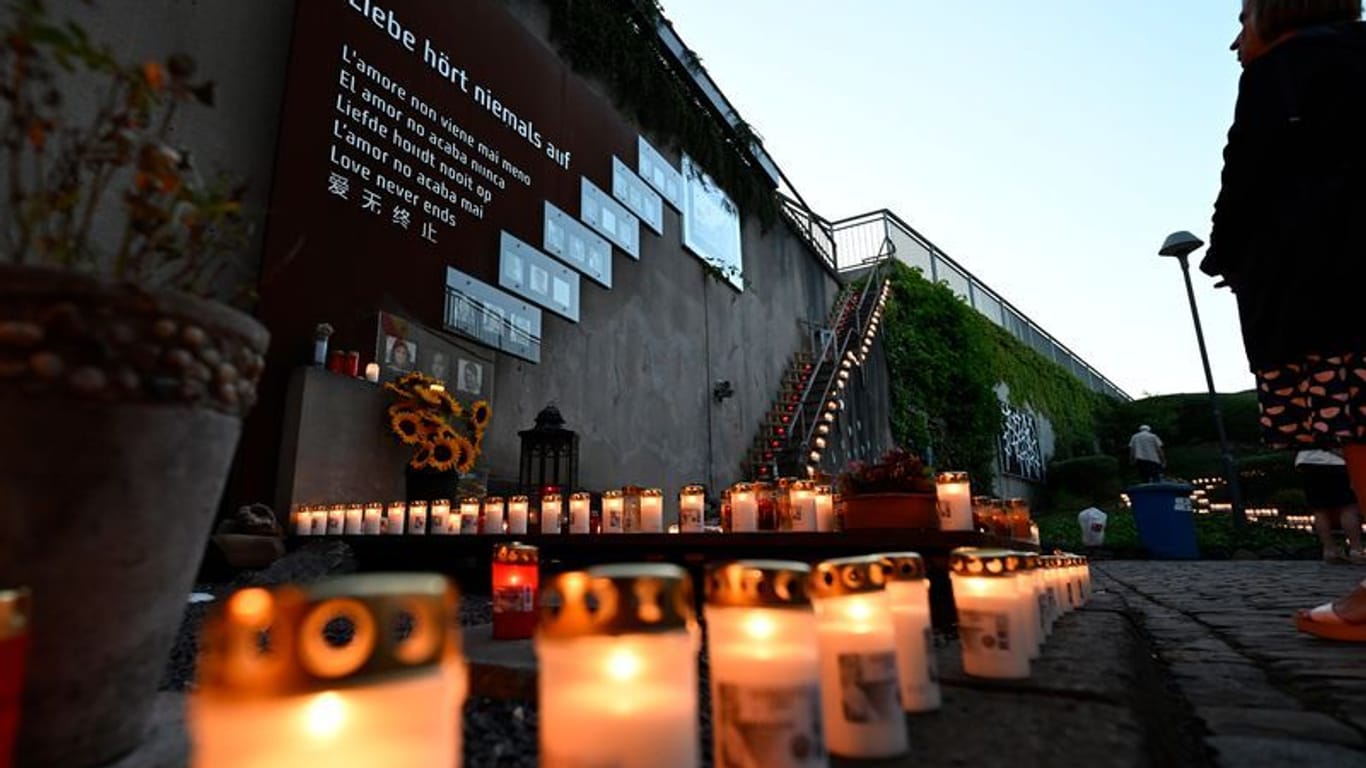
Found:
<box><xmin>1098</xmin><ymin>560</ymin><xmax>1366</xmax><ymax>768</ymax></box>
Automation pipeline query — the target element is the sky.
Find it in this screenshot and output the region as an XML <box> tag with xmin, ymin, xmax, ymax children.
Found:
<box><xmin>663</xmin><ymin>0</ymin><xmax>1254</xmax><ymax>398</ymax></box>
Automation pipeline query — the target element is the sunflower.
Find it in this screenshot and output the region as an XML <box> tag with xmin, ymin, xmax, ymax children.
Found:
<box><xmin>389</xmin><ymin>410</ymin><xmax>424</xmax><ymax>445</ymax></box>
<box><xmin>388</xmin><ymin>400</ymin><xmax>422</xmax><ymax>418</ymax></box>
<box><xmin>439</xmin><ymin>390</ymin><xmax>463</xmax><ymax>418</ymax></box>
<box><xmin>409</xmin><ymin>444</ymin><xmax>432</xmax><ymax>470</ymax></box>
<box><xmin>428</xmin><ymin>435</ymin><xmax>460</xmax><ymax>472</ymax></box>
<box><xmin>415</xmin><ymin>385</ymin><xmax>445</xmax><ymax>407</ymax></box>
<box><xmin>396</xmin><ymin>370</ymin><xmax>434</xmax><ymax>389</ymax></box>
<box><xmin>451</xmin><ymin>434</ymin><xmax>477</xmax><ymax>474</ymax></box>
<box><xmin>469</xmin><ymin>400</ymin><xmax>491</xmax><ymax>430</ymax></box>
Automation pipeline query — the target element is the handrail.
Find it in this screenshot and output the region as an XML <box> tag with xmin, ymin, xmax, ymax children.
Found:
<box><xmin>777</xmin><ymin>192</ymin><xmax>837</xmax><ymax>271</ymax></box>
<box><xmin>830</xmin><ymin>210</ymin><xmax>1132</xmax><ymax>402</ymax></box>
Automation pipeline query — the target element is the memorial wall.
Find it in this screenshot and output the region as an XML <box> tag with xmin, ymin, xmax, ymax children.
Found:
<box><xmin>56</xmin><ymin>0</ymin><xmax>862</xmax><ymax>510</ymax></box>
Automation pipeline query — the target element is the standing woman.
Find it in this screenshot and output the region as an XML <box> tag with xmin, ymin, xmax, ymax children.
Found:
<box><xmin>1200</xmin><ymin>0</ymin><xmax>1366</xmax><ymax>640</ymax></box>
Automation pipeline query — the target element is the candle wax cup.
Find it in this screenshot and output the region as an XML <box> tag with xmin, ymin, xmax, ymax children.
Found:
<box><xmin>602</xmin><ymin>498</ymin><xmax>623</xmax><ymax>533</ymax></box>
<box><xmin>706</xmin><ymin>606</ymin><xmax>827</xmax><ymax>768</ymax></box>
<box><xmin>541</xmin><ymin>503</ymin><xmax>561</xmax><ymax>534</ymax></box>
<box><xmin>343</xmin><ymin>507</ymin><xmax>363</xmax><ymax>535</ymax></box>
<box><xmin>309</xmin><ymin>511</ymin><xmax>328</xmax><ymax>536</ymax></box>
<box><xmin>537</xmin><ymin>634</ymin><xmax>698</xmax><ymax>768</ymax></box>
<box><xmin>639</xmin><ymin>497</ymin><xmax>663</xmax><ymax>533</ymax></box>
<box><xmin>731</xmin><ymin>496</ymin><xmax>758</xmax><ymax>532</ymax></box>
<box><xmin>362</xmin><ymin>508</ymin><xmax>383</xmax><ymax>536</ymax></box>
<box><xmin>190</xmin><ymin>667</ymin><xmax>466</xmax><ymax>768</ymax></box>
<box><xmin>1012</xmin><ymin>575</ymin><xmax>1041</xmax><ymax>661</ymax></box>
<box><xmin>813</xmin><ymin>595</ymin><xmax>908</xmax><ymax>759</ymax></box>
<box><xmin>326</xmin><ymin>508</ymin><xmax>345</xmax><ymax>536</ymax></box>
<box><xmin>935</xmin><ymin>482</ymin><xmax>974</xmax><ymax>532</ymax></box>
<box><xmin>951</xmin><ymin>575</ymin><xmax>1031</xmax><ymax>680</ymax></box>
<box><xmin>569</xmin><ymin>501</ymin><xmax>591</xmax><ymax>534</ymax></box>
<box><xmin>507</xmin><ymin>504</ymin><xmax>528</xmax><ymax>535</ymax></box>
<box><xmin>886</xmin><ymin>581</ymin><xmax>941</xmax><ymax>713</ymax></box>
<box><xmin>814</xmin><ymin>494</ymin><xmax>834</xmax><ymax>532</ymax></box>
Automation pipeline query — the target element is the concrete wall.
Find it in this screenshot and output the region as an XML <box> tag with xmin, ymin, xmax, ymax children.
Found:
<box><xmin>48</xmin><ymin>0</ymin><xmax>856</xmax><ymax>518</ymax></box>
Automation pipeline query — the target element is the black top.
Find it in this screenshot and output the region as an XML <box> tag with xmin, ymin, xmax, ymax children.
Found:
<box><xmin>1202</xmin><ymin>22</ymin><xmax>1366</xmax><ymax>371</ymax></box>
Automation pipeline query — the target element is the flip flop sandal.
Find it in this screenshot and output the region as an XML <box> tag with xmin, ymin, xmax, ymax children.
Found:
<box><xmin>1295</xmin><ymin>602</ymin><xmax>1366</xmax><ymax>642</ymax></box>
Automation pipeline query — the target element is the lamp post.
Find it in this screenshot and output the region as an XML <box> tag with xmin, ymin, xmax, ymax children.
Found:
<box><xmin>1158</xmin><ymin>231</ymin><xmax>1246</xmax><ymax>531</ymax></box>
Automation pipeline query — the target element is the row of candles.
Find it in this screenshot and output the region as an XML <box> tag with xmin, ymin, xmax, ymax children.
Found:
<box><xmin>182</xmin><ymin>549</ymin><xmax>1090</xmax><ymax>767</ymax></box>
<box><xmin>292</xmin><ymin>472</ymin><xmax>1035</xmax><ymax>538</ymax></box>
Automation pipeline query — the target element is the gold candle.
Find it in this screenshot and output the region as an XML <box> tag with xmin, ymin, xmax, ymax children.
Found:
<box><xmin>190</xmin><ymin>574</ymin><xmax>467</xmax><ymax>767</ymax></box>
<box><xmin>878</xmin><ymin>553</ymin><xmax>940</xmax><ymax>712</ymax></box>
<box><xmin>809</xmin><ymin>557</ymin><xmax>908</xmax><ymax>759</ymax></box>
<box><xmin>536</xmin><ymin>565</ymin><xmax>699</xmax><ymax>768</ymax></box>
<box><xmin>705</xmin><ymin>562</ymin><xmax>826</xmax><ymax>767</ymax></box>
<box><xmin>601</xmin><ymin>490</ymin><xmax>625</xmax><ymax>534</ymax></box>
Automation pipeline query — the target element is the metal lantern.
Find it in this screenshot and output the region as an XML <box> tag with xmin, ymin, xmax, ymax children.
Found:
<box><xmin>518</xmin><ymin>404</ymin><xmax>579</xmax><ymax>493</ymax></box>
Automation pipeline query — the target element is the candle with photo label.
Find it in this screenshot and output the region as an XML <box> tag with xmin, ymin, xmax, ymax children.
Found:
<box><xmin>950</xmin><ymin>549</ymin><xmax>1031</xmax><ymax>680</ymax></box>
<box><xmin>809</xmin><ymin>557</ymin><xmax>908</xmax><ymax>759</ymax></box>
<box><xmin>878</xmin><ymin>553</ymin><xmax>940</xmax><ymax>712</ymax></box>
<box><xmin>601</xmin><ymin>490</ymin><xmax>625</xmax><ymax>534</ymax></box>
<box><xmin>679</xmin><ymin>485</ymin><xmax>705</xmax><ymax>533</ymax></box>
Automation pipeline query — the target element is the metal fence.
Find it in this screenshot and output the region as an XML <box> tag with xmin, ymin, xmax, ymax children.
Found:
<box><xmin>829</xmin><ymin>208</ymin><xmax>1131</xmax><ymax>402</ymax></box>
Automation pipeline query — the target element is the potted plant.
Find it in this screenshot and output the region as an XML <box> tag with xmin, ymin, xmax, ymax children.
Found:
<box><xmin>385</xmin><ymin>371</ymin><xmax>491</xmax><ymax>502</ymax></box>
<box><xmin>838</xmin><ymin>447</ymin><xmax>940</xmax><ymax>529</ymax></box>
<box><xmin>0</xmin><ymin>4</ymin><xmax>267</xmax><ymax>766</ymax></box>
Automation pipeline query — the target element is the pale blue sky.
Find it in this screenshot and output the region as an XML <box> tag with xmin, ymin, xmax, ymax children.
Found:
<box><xmin>664</xmin><ymin>1</ymin><xmax>1254</xmax><ymax>397</ymax></box>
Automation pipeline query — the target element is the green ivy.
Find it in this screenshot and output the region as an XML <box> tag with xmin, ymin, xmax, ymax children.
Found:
<box><xmin>881</xmin><ymin>262</ymin><xmax>1116</xmax><ymax>493</ymax></box>
<box><xmin>544</xmin><ymin>0</ymin><xmax>780</xmax><ymax>229</ymax></box>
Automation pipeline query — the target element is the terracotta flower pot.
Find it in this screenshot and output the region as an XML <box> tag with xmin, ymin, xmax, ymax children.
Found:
<box><xmin>841</xmin><ymin>492</ymin><xmax>940</xmax><ymax>530</ymax></box>
<box><xmin>0</xmin><ymin>265</ymin><xmax>268</xmax><ymax>768</ymax></box>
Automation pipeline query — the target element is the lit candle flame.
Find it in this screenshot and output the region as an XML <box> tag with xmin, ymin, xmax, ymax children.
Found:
<box><xmin>743</xmin><ymin>614</ymin><xmax>776</xmax><ymax>640</ymax></box>
<box><xmin>605</xmin><ymin>647</ymin><xmax>641</xmax><ymax>682</ymax></box>
<box><xmin>302</xmin><ymin>692</ymin><xmax>347</xmax><ymax>741</ymax></box>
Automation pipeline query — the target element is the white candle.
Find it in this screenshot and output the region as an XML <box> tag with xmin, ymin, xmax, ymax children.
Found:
<box><xmin>460</xmin><ymin>497</ymin><xmax>481</xmax><ymax>535</ymax></box>
<box><xmin>190</xmin><ymin>574</ymin><xmax>467</xmax><ymax>768</ymax></box>
<box><xmin>364</xmin><ymin>362</ymin><xmax>380</xmax><ymax>383</ymax></box>
<box><xmin>430</xmin><ymin>500</ymin><xmax>450</xmax><ymax>536</ymax></box>
<box><xmin>507</xmin><ymin>496</ymin><xmax>529</xmax><ymax>535</ymax></box>
<box><xmin>568</xmin><ymin>492</ymin><xmax>592</xmax><ymax>534</ymax></box>
<box><xmin>294</xmin><ymin>506</ymin><xmax>314</xmax><ymax>536</ymax></box>
<box><xmin>622</xmin><ymin>487</ymin><xmax>642</xmax><ymax>533</ymax></box>
<box><xmin>343</xmin><ymin>504</ymin><xmax>363</xmax><ymax>535</ymax></box>
<box><xmin>1009</xmin><ymin>553</ymin><xmax>1041</xmax><ymax>661</ymax></box>
<box><xmin>789</xmin><ymin>481</ymin><xmax>817</xmax><ymax>533</ymax></box>
<box><xmin>814</xmin><ymin>485</ymin><xmax>835</xmax><ymax>532</ymax></box>
<box><xmin>326</xmin><ymin>505</ymin><xmax>346</xmax><ymax>536</ymax></box>
<box><xmin>541</xmin><ymin>494</ymin><xmax>563</xmax><ymax>535</ymax></box>
<box><xmin>639</xmin><ymin>489</ymin><xmax>663</xmax><ymax>533</ymax></box>
<box><xmin>363</xmin><ymin>502</ymin><xmax>383</xmax><ymax>535</ymax></box>
<box><xmin>950</xmin><ymin>548</ymin><xmax>1031</xmax><ymax>679</ymax></box>
<box><xmin>879</xmin><ymin>554</ymin><xmax>941</xmax><ymax>713</ymax></box>
<box><xmin>310</xmin><ymin>507</ymin><xmax>329</xmax><ymax>536</ymax></box>
<box><xmin>601</xmin><ymin>490</ymin><xmax>624</xmax><ymax>533</ymax></box>
<box><xmin>483</xmin><ymin>497</ymin><xmax>505</xmax><ymax>535</ymax></box>
<box><xmin>809</xmin><ymin>557</ymin><xmax>908</xmax><ymax>759</ymax></box>
<box><xmin>935</xmin><ymin>472</ymin><xmax>974</xmax><ymax>532</ymax></box>
<box><xmin>730</xmin><ymin>484</ymin><xmax>757</xmax><ymax>532</ymax></box>
<box><xmin>705</xmin><ymin>561</ymin><xmax>826</xmax><ymax>768</ymax></box>
<box><xmin>679</xmin><ymin>485</ymin><xmax>705</xmax><ymax>533</ymax></box>
<box><xmin>537</xmin><ymin>566</ymin><xmax>699</xmax><ymax>768</ymax></box>
<box><xmin>386</xmin><ymin>502</ymin><xmax>406</xmax><ymax>535</ymax></box>
<box><xmin>408</xmin><ymin>502</ymin><xmax>428</xmax><ymax>535</ymax></box>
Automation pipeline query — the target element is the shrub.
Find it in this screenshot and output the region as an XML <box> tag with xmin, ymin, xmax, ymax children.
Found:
<box><xmin>1046</xmin><ymin>455</ymin><xmax>1121</xmax><ymax>509</ymax></box>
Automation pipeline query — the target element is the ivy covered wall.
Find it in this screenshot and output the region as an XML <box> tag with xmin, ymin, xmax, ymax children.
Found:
<box><xmin>881</xmin><ymin>261</ymin><xmax>1117</xmax><ymax>491</ymax></box>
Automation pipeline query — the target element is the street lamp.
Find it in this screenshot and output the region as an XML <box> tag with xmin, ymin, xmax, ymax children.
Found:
<box><xmin>1159</xmin><ymin>231</ymin><xmax>1246</xmax><ymax>531</ymax></box>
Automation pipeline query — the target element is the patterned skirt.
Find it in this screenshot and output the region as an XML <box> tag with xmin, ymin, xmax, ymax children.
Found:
<box><xmin>1256</xmin><ymin>354</ymin><xmax>1366</xmax><ymax>448</ymax></box>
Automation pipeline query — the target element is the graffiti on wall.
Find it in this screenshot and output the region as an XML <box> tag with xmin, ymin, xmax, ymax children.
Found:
<box><xmin>1000</xmin><ymin>402</ymin><xmax>1044</xmax><ymax>482</ymax></box>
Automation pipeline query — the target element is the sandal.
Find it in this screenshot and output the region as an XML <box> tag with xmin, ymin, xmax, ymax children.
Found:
<box><xmin>1295</xmin><ymin>602</ymin><xmax>1366</xmax><ymax>642</ymax></box>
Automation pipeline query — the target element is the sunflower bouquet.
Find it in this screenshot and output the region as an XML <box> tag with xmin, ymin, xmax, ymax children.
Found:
<box><xmin>385</xmin><ymin>371</ymin><xmax>491</xmax><ymax>473</ymax></box>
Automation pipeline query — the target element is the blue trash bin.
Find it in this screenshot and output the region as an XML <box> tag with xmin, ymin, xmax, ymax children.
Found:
<box><xmin>1126</xmin><ymin>483</ymin><xmax>1199</xmax><ymax>559</ymax></box>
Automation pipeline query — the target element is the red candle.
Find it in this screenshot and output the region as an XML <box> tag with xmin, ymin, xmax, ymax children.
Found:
<box><xmin>344</xmin><ymin>351</ymin><xmax>361</xmax><ymax>377</ymax></box>
<box><xmin>1</xmin><ymin>588</ymin><xmax>30</xmax><ymax>768</ymax></box>
<box><xmin>492</xmin><ymin>544</ymin><xmax>539</xmax><ymax>640</ymax></box>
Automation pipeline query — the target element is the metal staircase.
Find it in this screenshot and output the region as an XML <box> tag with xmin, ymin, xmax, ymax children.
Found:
<box><xmin>744</xmin><ymin>244</ymin><xmax>892</xmax><ymax>481</ymax></box>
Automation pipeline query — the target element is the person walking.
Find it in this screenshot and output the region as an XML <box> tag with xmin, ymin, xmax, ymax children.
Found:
<box><xmin>1295</xmin><ymin>449</ymin><xmax>1364</xmax><ymax>563</ymax></box>
<box><xmin>1128</xmin><ymin>425</ymin><xmax>1166</xmax><ymax>483</ymax></box>
<box><xmin>1201</xmin><ymin>0</ymin><xmax>1366</xmax><ymax>640</ymax></box>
